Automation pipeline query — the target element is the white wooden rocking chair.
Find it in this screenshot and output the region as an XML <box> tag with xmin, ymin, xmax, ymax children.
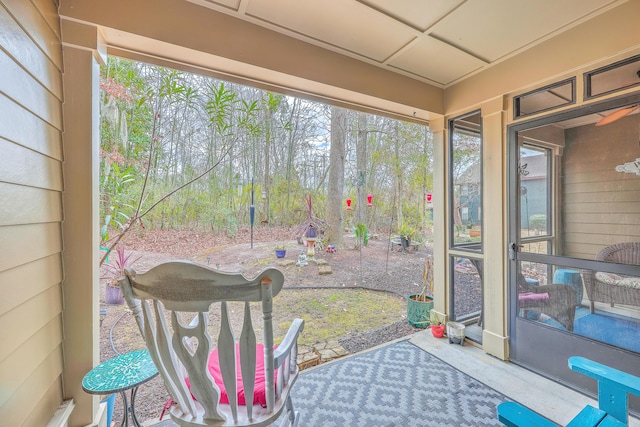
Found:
<box><xmin>119</xmin><ymin>261</ymin><xmax>304</xmax><ymax>427</ymax></box>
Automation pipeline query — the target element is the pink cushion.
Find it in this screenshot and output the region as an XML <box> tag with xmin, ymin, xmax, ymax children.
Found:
<box><xmin>187</xmin><ymin>343</ymin><xmax>274</xmax><ymax>406</ymax></box>
<box><xmin>518</xmin><ymin>292</ymin><xmax>549</xmax><ymax>301</ymax></box>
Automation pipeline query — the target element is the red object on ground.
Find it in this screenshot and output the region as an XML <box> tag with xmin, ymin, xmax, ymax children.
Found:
<box><xmin>431</xmin><ymin>324</ymin><xmax>445</xmax><ymax>338</ymax></box>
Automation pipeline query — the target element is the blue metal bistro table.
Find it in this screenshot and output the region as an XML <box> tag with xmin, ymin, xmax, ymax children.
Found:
<box><xmin>82</xmin><ymin>349</ymin><xmax>158</xmax><ymax>427</ymax></box>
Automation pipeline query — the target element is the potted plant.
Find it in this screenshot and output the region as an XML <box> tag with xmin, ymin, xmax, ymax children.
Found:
<box><xmin>275</xmin><ymin>244</ymin><xmax>287</xmax><ymax>258</ymax></box>
<box><xmin>398</xmin><ymin>223</ymin><xmax>415</xmax><ymax>249</ymax></box>
<box><xmin>430</xmin><ymin>311</ymin><xmax>445</xmax><ymax>338</ymax></box>
<box><xmin>406</xmin><ymin>255</ymin><xmax>435</xmax><ymax>328</ymax></box>
<box><xmin>469</xmin><ymin>225</ymin><xmax>481</xmax><ymax>238</ymax></box>
<box><xmin>102</xmin><ymin>245</ymin><xmax>142</xmax><ymax>305</ymax></box>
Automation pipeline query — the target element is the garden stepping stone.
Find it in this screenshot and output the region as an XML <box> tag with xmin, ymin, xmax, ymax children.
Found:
<box><xmin>296</xmin><ymin>340</ymin><xmax>349</xmax><ymax>370</ymax></box>
<box><xmin>315</xmin><ymin>340</ymin><xmax>348</xmax><ymax>362</ymax></box>
<box><xmin>297</xmin><ymin>345</ymin><xmax>320</xmax><ymax>370</ymax></box>
<box><xmin>318</xmin><ymin>265</ymin><xmax>332</xmax><ymax>275</ymax></box>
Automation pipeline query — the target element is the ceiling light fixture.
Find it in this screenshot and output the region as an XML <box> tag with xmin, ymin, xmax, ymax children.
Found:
<box><xmin>596</xmin><ymin>104</ymin><xmax>640</xmax><ymax>126</ymax></box>
<box><xmin>595</xmin><ymin>70</ymin><xmax>640</xmax><ymax>126</ymax></box>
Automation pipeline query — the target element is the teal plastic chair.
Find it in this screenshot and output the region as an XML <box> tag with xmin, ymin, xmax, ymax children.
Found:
<box><xmin>497</xmin><ymin>357</ymin><xmax>640</xmax><ymax>426</ymax></box>
<box><xmin>101</xmin><ymin>394</ymin><xmax>114</xmax><ymax>427</ymax></box>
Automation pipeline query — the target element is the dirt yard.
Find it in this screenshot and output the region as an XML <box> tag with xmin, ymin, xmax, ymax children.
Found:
<box><xmin>99</xmin><ymin>226</ymin><xmax>432</xmax><ymax>424</ymax></box>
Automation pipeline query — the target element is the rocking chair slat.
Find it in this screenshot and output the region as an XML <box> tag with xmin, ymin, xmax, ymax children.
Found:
<box><xmin>144</xmin><ymin>301</ymin><xmax>198</xmax><ymax>418</ymax></box>
<box><xmin>239</xmin><ymin>301</ymin><xmax>257</xmax><ymax>420</ymax></box>
<box><xmin>261</xmin><ymin>277</ymin><xmax>276</xmax><ymax>413</ymax></box>
<box><xmin>219</xmin><ymin>302</ymin><xmax>238</xmax><ymax>421</ymax></box>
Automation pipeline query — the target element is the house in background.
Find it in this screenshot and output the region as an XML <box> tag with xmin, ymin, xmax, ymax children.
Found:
<box><xmin>2</xmin><ymin>1</ymin><xmax>640</xmax><ymax>425</ymax></box>
<box><xmin>519</xmin><ymin>153</ymin><xmax>549</xmax><ymax>233</ymax></box>
<box><xmin>456</xmin><ymin>162</ymin><xmax>482</xmax><ymax>226</ymax></box>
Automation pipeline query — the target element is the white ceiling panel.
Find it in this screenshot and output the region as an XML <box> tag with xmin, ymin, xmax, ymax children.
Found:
<box><xmin>185</xmin><ymin>0</ymin><xmax>626</xmax><ymax>88</ymax></box>
<box><xmin>245</xmin><ymin>0</ymin><xmax>416</xmax><ymax>62</ymax></box>
<box><xmin>430</xmin><ymin>0</ymin><xmax>618</xmax><ymax>62</ymax></box>
<box><xmin>199</xmin><ymin>0</ymin><xmax>240</xmax><ymax>10</ymax></box>
<box><xmin>389</xmin><ymin>36</ymin><xmax>486</xmax><ymax>85</ymax></box>
<box><xmin>359</xmin><ymin>0</ymin><xmax>464</xmax><ymax>32</ymax></box>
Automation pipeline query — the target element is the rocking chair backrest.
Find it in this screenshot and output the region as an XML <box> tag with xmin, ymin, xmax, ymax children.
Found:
<box><xmin>119</xmin><ymin>261</ymin><xmax>303</xmax><ymax>426</ymax></box>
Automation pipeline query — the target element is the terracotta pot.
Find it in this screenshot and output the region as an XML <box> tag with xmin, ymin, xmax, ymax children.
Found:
<box><xmin>431</xmin><ymin>324</ymin><xmax>445</xmax><ymax>338</ymax></box>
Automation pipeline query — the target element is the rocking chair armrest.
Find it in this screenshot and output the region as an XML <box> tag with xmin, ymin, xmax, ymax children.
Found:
<box><xmin>569</xmin><ymin>357</ymin><xmax>640</xmax><ymax>397</ymax></box>
<box><xmin>274</xmin><ymin>318</ymin><xmax>305</xmax><ymax>368</ymax></box>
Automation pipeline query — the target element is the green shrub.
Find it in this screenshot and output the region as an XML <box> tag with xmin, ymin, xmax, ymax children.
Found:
<box><xmin>355</xmin><ymin>222</ymin><xmax>369</xmax><ymax>247</ymax></box>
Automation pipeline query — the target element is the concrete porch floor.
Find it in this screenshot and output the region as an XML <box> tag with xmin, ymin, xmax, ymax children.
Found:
<box><xmin>142</xmin><ymin>330</ymin><xmax>640</xmax><ymax>426</ymax></box>
<box><xmin>410</xmin><ymin>331</ymin><xmax>640</xmax><ymax>427</ymax></box>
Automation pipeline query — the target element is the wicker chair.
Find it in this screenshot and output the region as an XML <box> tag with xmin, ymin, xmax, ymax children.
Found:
<box><xmin>517</xmin><ymin>273</ymin><xmax>577</xmax><ymax>331</ymax></box>
<box><xmin>582</xmin><ymin>242</ymin><xmax>640</xmax><ymax>314</ymax></box>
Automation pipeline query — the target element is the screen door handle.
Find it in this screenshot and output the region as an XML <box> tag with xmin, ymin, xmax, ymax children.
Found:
<box><xmin>508</xmin><ymin>242</ymin><xmax>523</xmax><ymax>260</ymax></box>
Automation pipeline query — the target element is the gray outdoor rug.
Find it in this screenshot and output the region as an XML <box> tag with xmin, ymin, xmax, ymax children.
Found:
<box><xmin>291</xmin><ymin>340</ymin><xmax>507</xmax><ymax>426</ymax></box>
<box><xmin>150</xmin><ymin>340</ymin><xmax>508</xmax><ymax>427</ymax></box>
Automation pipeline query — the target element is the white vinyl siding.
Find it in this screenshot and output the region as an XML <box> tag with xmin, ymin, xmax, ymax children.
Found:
<box><xmin>562</xmin><ymin>117</ymin><xmax>640</xmax><ymax>260</ymax></box>
<box><xmin>0</xmin><ymin>0</ymin><xmax>65</xmax><ymax>425</ymax></box>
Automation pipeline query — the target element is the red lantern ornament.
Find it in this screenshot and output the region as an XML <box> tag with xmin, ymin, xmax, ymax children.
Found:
<box><xmin>426</xmin><ymin>193</ymin><xmax>433</xmax><ymax>203</ymax></box>
<box><xmin>367</xmin><ymin>194</ymin><xmax>373</xmax><ymax>207</ymax></box>
<box><xmin>346</xmin><ymin>198</ymin><xmax>352</xmax><ymax>210</ymax></box>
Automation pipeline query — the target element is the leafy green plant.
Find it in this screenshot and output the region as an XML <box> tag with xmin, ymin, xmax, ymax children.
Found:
<box><xmin>354</xmin><ymin>222</ymin><xmax>369</xmax><ymax>248</ymax></box>
<box><xmin>102</xmin><ymin>245</ymin><xmax>143</xmax><ymax>287</ymax></box>
<box><xmin>100</xmin><ymin>164</ymin><xmax>136</xmax><ymax>243</ymax></box>
<box><xmin>398</xmin><ymin>223</ymin><xmax>416</xmax><ymax>240</ymax></box>
<box><xmin>429</xmin><ymin>310</ymin><xmax>443</xmax><ymax>326</ymax></box>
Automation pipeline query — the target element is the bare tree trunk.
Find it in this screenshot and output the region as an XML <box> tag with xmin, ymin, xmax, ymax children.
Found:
<box><xmin>285</xmin><ymin>98</ymin><xmax>300</xmax><ymax>210</ymax></box>
<box><xmin>356</xmin><ymin>112</ymin><xmax>368</xmax><ymax>226</ymax></box>
<box><xmin>325</xmin><ymin>106</ymin><xmax>346</xmax><ymax>246</ymax></box>
<box><xmin>263</xmin><ymin>106</ymin><xmax>272</xmax><ymax>223</ymax></box>
<box><xmin>394</xmin><ymin>121</ymin><xmax>403</xmax><ymax>229</ymax></box>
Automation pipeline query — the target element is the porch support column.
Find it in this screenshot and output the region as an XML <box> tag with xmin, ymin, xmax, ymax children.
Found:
<box><xmin>481</xmin><ymin>97</ymin><xmax>508</xmax><ymax>360</ymax></box>
<box><xmin>60</xmin><ymin>20</ymin><xmax>106</xmax><ymax>426</ymax></box>
<box><xmin>429</xmin><ymin>117</ymin><xmax>448</xmax><ymax>319</ymax></box>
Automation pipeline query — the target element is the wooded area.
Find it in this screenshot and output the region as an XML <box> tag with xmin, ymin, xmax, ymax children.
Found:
<box><xmin>100</xmin><ymin>57</ymin><xmax>435</xmax><ymax>250</ymax></box>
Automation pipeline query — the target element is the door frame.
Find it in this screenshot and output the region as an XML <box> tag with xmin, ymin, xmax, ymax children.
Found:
<box><xmin>506</xmin><ymin>92</ymin><xmax>640</xmax><ymax>407</ymax></box>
